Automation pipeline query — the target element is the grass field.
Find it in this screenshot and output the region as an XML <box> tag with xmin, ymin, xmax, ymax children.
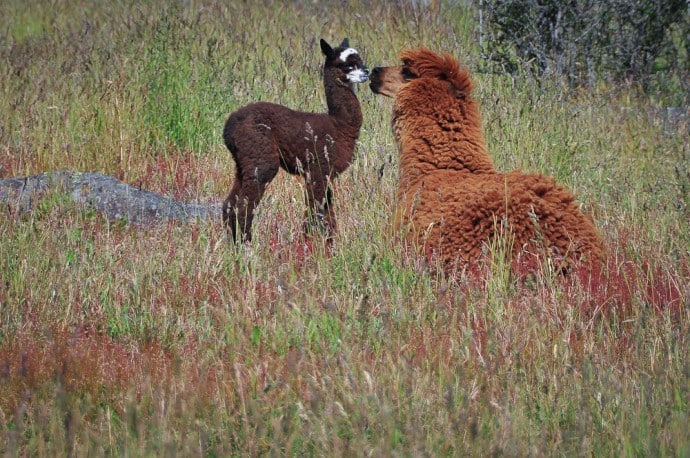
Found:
<box><xmin>1</xmin><ymin>0</ymin><xmax>688</xmax><ymax>455</ymax></box>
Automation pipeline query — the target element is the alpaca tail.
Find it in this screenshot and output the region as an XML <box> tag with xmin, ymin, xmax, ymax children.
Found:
<box><xmin>223</xmin><ymin>117</ymin><xmax>239</xmax><ymax>159</ymax></box>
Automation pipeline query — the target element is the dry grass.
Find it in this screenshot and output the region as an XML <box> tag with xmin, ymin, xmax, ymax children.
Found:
<box><xmin>1</xmin><ymin>0</ymin><xmax>688</xmax><ymax>455</ymax></box>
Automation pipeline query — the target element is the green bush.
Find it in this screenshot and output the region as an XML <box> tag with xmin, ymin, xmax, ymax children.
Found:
<box><xmin>479</xmin><ymin>0</ymin><xmax>689</xmax><ymax>95</ymax></box>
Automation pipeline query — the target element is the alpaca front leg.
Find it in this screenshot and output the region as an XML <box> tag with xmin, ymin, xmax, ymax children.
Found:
<box><xmin>304</xmin><ymin>181</ymin><xmax>336</xmax><ymax>238</ymax></box>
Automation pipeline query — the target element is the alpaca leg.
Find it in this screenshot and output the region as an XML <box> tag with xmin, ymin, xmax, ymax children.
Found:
<box><xmin>222</xmin><ymin>177</ymin><xmax>243</xmax><ymax>242</ymax></box>
<box><xmin>322</xmin><ymin>186</ymin><xmax>337</xmax><ymax>233</ymax></box>
<box><xmin>223</xmin><ymin>166</ymin><xmax>278</xmax><ymax>243</ymax></box>
<box><xmin>304</xmin><ymin>177</ymin><xmax>336</xmax><ymax>238</ymax></box>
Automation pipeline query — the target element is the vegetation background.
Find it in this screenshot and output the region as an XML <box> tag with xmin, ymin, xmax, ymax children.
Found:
<box><xmin>1</xmin><ymin>0</ymin><xmax>688</xmax><ymax>455</ymax></box>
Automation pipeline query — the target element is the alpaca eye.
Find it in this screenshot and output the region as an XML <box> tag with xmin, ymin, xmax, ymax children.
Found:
<box><xmin>402</xmin><ymin>67</ymin><xmax>417</xmax><ymax>80</ymax></box>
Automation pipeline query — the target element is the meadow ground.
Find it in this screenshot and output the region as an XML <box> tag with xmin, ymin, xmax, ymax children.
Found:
<box><xmin>1</xmin><ymin>1</ymin><xmax>688</xmax><ymax>455</ymax></box>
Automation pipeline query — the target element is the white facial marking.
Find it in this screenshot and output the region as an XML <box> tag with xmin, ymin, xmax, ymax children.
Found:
<box><xmin>338</xmin><ymin>47</ymin><xmax>368</xmax><ymax>83</ymax></box>
<box><xmin>347</xmin><ymin>68</ymin><xmax>369</xmax><ymax>83</ymax></box>
<box><xmin>338</xmin><ymin>48</ymin><xmax>359</xmax><ymax>61</ymax></box>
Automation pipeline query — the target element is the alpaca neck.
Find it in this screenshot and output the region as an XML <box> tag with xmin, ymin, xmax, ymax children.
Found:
<box><xmin>396</xmin><ymin>96</ymin><xmax>495</xmax><ymax>185</ymax></box>
<box><xmin>323</xmin><ymin>67</ymin><xmax>363</xmax><ymax>132</ymax></box>
<box><xmin>398</xmin><ymin>137</ymin><xmax>495</xmax><ymax>187</ymax></box>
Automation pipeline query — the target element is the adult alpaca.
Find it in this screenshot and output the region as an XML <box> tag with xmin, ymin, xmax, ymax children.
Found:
<box><xmin>222</xmin><ymin>38</ymin><xmax>369</xmax><ymax>243</ymax></box>
<box><xmin>370</xmin><ymin>49</ymin><xmax>604</xmax><ymax>275</ymax></box>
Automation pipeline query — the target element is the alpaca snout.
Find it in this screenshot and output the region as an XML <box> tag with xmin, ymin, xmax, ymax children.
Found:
<box><xmin>369</xmin><ymin>66</ymin><xmax>403</xmax><ymax>98</ymax></box>
<box><xmin>347</xmin><ymin>66</ymin><xmax>370</xmax><ymax>83</ymax></box>
<box><xmin>369</xmin><ymin>67</ymin><xmax>383</xmax><ymax>94</ymax></box>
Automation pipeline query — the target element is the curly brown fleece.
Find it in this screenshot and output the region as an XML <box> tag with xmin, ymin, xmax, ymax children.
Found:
<box><xmin>370</xmin><ymin>49</ymin><xmax>604</xmax><ymax>273</ymax></box>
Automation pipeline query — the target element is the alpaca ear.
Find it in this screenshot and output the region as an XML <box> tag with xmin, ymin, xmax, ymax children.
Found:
<box><xmin>339</xmin><ymin>38</ymin><xmax>350</xmax><ymax>48</ymax></box>
<box><xmin>320</xmin><ymin>39</ymin><xmax>334</xmax><ymax>57</ymax></box>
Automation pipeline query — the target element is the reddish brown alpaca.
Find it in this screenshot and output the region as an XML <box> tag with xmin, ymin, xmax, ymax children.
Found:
<box><xmin>222</xmin><ymin>39</ymin><xmax>369</xmax><ymax>243</ymax></box>
<box><xmin>370</xmin><ymin>49</ymin><xmax>604</xmax><ymax>274</ymax></box>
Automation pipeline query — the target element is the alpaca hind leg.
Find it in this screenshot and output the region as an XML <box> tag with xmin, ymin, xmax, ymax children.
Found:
<box><xmin>224</xmin><ymin>166</ymin><xmax>277</xmax><ymax>242</ymax></box>
<box><xmin>222</xmin><ymin>177</ymin><xmax>243</xmax><ymax>242</ymax></box>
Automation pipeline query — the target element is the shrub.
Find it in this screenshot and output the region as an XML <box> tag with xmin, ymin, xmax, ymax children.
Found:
<box><xmin>479</xmin><ymin>0</ymin><xmax>689</xmax><ymax>94</ymax></box>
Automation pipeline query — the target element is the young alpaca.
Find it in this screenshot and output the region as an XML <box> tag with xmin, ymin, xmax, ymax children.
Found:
<box><xmin>370</xmin><ymin>49</ymin><xmax>604</xmax><ymax>275</ymax></box>
<box><xmin>222</xmin><ymin>38</ymin><xmax>369</xmax><ymax>243</ymax></box>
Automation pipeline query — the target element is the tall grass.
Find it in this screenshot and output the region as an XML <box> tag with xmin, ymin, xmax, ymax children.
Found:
<box><xmin>1</xmin><ymin>0</ymin><xmax>688</xmax><ymax>455</ymax></box>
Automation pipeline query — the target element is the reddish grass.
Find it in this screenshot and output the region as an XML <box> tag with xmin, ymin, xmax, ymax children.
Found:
<box><xmin>120</xmin><ymin>152</ymin><xmax>229</xmax><ymax>201</ymax></box>
<box><xmin>433</xmin><ymin>228</ymin><xmax>688</xmax><ymax>323</ymax></box>
<box><xmin>269</xmin><ymin>233</ymin><xmax>333</xmax><ymax>269</ymax></box>
<box><xmin>0</xmin><ymin>322</ymin><xmax>267</xmax><ymax>418</ymax></box>
<box><xmin>0</xmin><ymin>143</ymin><xmax>41</xmax><ymax>178</ymax></box>
<box><xmin>569</xmin><ymin>241</ymin><xmax>687</xmax><ymax>322</ymax></box>
<box><xmin>0</xmin><ymin>323</ymin><xmax>171</xmax><ymax>415</ymax></box>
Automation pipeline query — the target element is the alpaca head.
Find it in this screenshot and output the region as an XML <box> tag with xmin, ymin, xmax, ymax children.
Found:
<box><xmin>369</xmin><ymin>48</ymin><xmax>493</xmax><ymax>176</ymax></box>
<box><xmin>320</xmin><ymin>38</ymin><xmax>369</xmax><ymax>84</ymax></box>
<box><xmin>369</xmin><ymin>48</ymin><xmax>473</xmax><ymax>99</ymax></box>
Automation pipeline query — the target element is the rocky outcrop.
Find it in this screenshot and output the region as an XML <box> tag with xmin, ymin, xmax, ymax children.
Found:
<box><xmin>0</xmin><ymin>171</ymin><xmax>221</xmax><ymax>223</ymax></box>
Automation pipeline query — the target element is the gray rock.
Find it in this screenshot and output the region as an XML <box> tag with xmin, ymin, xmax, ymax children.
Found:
<box><xmin>0</xmin><ymin>171</ymin><xmax>222</xmax><ymax>224</ymax></box>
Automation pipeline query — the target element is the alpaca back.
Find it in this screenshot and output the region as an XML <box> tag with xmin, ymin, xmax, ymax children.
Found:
<box><xmin>503</xmin><ymin>171</ymin><xmax>604</xmax><ymax>264</ymax></box>
<box><xmin>396</xmin><ymin>169</ymin><xmax>603</xmax><ymax>269</ymax></box>
<box><xmin>224</xmin><ymin>102</ymin><xmax>347</xmax><ymax>175</ymax></box>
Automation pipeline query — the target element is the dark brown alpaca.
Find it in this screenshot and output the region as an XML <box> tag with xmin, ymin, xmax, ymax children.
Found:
<box><xmin>222</xmin><ymin>38</ymin><xmax>369</xmax><ymax>243</ymax></box>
